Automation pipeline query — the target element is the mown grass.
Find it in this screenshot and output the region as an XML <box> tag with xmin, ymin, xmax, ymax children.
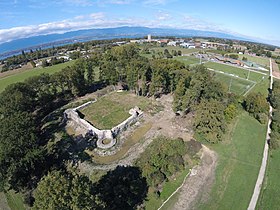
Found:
<box><xmin>204</xmin><ymin>62</ymin><xmax>265</xmax><ymax>81</ymax></box>
<box><xmin>88</xmin><ymin>122</ymin><xmax>152</xmax><ymax>164</ymax></box>
<box><xmin>0</xmin><ymin>61</ymin><xmax>75</xmax><ymax>93</ymax></box>
<box><xmin>5</xmin><ymin>191</ymin><xmax>26</xmax><ymax>210</ymax></box>
<box><xmin>257</xmin><ymin>149</ymin><xmax>280</xmax><ymax>209</ymax></box>
<box><xmin>173</xmin><ymin>56</ymin><xmax>200</xmax><ymax>66</ymax></box>
<box><xmin>80</xmin><ymin>92</ymin><xmax>157</xmax><ymax>130</ymax></box>
<box><xmin>237</xmin><ymin>54</ymin><xmax>270</xmax><ymax>67</ymax></box>
<box><xmin>145</xmin><ymin>169</ymin><xmax>189</xmax><ymax>210</ymax></box>
<box><xmin>214</xmin><ymin>72</ymin><xmax>255</xmax><ymax>95</ymax></box>
<box><xmin>197</xmin><ymin>112</ymin><xmax>267</xmax><ymax>210</ymax></box>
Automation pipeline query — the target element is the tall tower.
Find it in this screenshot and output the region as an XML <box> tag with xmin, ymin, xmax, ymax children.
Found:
<box><xmin>148</xmin><ymin>34</ymin><xmax>152</xmax><ymax>42</ymax></box>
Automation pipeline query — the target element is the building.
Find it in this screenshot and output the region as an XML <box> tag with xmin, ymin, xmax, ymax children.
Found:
<box><xmin>147</xmin><ymin>34</ymin><xmax>152</xmax><ymax>42</ymax></box>
<box><xmin>167</xmin><ymin>41</ymin><xmax>177</xmax><ymax>46</ymax></box>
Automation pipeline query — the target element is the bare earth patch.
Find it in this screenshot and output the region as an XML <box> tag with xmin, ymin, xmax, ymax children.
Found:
<box><xmin>173</xmin><ymin>145</ymin><xmax>218</xmax><ymax>210</ymax></box>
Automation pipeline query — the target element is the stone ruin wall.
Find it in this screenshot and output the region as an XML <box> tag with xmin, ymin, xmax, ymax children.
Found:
<box><xmin>64</xmin><ymin>99</ymin><xmax>143</xmax><ymax>143</ymax></box>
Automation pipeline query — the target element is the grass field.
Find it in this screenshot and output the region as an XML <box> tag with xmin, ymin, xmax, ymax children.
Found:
<box><xmin>213</xmin><ymin>72</ymin><xmax>255</xmax><ymax>95</ymax></box>
<box><xmin>80</xmin><ymin>92</ymin><xmax>156</xmax><ymax>130</ymax></box>
<box><xmin>0</xmin><ymin>61</ymin><xmax>75</xmax><ymax>93</ymax></box>
<box><xmin>173</xmin><ymin>56</ymin><xmax>201</xmax><ymax>66</ymax></box>
<box><xmin>149</xmin><ymin>46</ymin><xmax>203</xmax><ymax>54</ymax></box>
<box><xmin>237</xmin><ymin>54</ymin><xmax>270</xmax><ymax>67</ymax></box>
<box><xmin>197</xmin><ymin>112</ymin><xmax>267</xmax><ymax>210</ymax></box>
<box><xmin>145</xmin><ymin>169</ymin><xmax>189</xmax><ymax>210</ymax></box>
<box><xmin>5</xmin><ymin>191</ymin><xmax>26</xmax><ymax>210</ymax></box>
<box><xmin>257</xmin><ymin>149</ymin><xmax>280</xmax><ymax>209</ymax></box>
<box><xmin>204</xmin><ymin>61</ymin><xmax>266</xmax><ymax>81</ymax></box>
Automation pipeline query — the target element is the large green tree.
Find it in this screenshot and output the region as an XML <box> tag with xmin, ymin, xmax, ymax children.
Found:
<box><xmin>33</xmin><ymin>170</ymin><xmax>100</xmax><ymax>210</ymax></box>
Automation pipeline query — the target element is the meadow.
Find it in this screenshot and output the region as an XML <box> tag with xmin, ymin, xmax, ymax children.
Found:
<box><xmin>0</xmin><ymin>61</ymin><xmax>75</xmax><ymax>93</ymax></box>
<box><xmin>257</xmin><ymin>149</ymin><xmax>280</xmax><ymax>209</ymax></box>
<box><xmin>198</xmin><ymin>112</ymin><xmax>267</xmax><ymax>210</ymax></box>
<box><xmin>80</xmin><ymin>92</ymin><xmax>156</xmax><ymax>130</ymax></box>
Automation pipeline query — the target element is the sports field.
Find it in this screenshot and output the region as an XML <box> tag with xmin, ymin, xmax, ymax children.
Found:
<box><xmin>198</xmin><ymin>112</ymin><xmax>267</xmax><ymax>210</ymax></box>
<box><xmin>173</xmin><ymin>56</ymin><xmax>200</xmax><ymax>65</ymax></box>
<box><xmin>204</xmin><ymin>62</ymin><xmax>266</xmax><ymax>81</ymax></box>
<box><xmin>214</xmin><ymin>73</ymin><xmax>255</xmax><ymax>95</ymax></box>
<box><xmin>0</xmin><ymin>61</ymin><xmax>75</xmax><ymax>93</ymax></box>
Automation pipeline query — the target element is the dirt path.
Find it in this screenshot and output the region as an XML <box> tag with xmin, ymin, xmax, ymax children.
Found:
<box><xmin>0</xmin><ymin>192</ymin><xmax>11</xmax><ymax>210</ymax></box>
<box><xmin>172</xmin><ymin>145</ymin><xmax>218</xmax><ymax>210</ymax></box>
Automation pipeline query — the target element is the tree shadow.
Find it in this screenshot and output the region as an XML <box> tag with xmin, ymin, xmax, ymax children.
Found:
<box><xmin>96</xmin><ymin>166</ymin><xmax>148</xmax><ymax>210</ymax></box>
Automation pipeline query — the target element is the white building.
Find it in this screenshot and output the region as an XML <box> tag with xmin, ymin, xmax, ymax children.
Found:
<box><xmin>167</xmin><ymin>41</ymin><xmax>177</xmax><ymax>46</ymax></box>
<box><xmin>147</xmin><ymin>34</ymin><xmax>152</xmax><ymax>42</ymax></box>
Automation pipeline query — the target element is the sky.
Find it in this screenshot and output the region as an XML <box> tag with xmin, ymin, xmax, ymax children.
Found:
<box><xmin>0</xmin><ymin>0</ymin><xmax>279</xmax><ymax>46</ymax></box>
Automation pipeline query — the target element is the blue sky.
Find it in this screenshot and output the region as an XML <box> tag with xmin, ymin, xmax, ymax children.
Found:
<box><xmin>0</xmin><ymin>0</ymin><xmax>279</xmax><ymax>46</ymax></box>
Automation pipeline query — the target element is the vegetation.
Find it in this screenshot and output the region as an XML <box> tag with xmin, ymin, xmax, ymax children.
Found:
<box><xmin>136</xmin><ymin>137</ymin><xmax>201</xmax><ymax>209</ymax></box>
<box><xmin>204</xmin><ymin>61</ymin><xmax>265</xmax><ymax>81</ymax></box>
<box><xmin>268</xmin><ymin>80</ymin><xmax>280</xmax><ymax>148</ymax></box>
<box><xmin>257</xmin><ymin>149</ymin><xmax>280</xmax><ymax>209</ymax></box>
<box><xmin>0</xmin><ymin>61</ymin><xmax>75</xmax><ymax>92</ymax></box>
<box><xmin>198</xmin><ymin>112</ymin><xmax>267</xmax><ymax>210</ymax></box>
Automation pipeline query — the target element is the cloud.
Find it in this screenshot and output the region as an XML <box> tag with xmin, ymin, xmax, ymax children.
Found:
<box><xmin>143</xmin><ymin>0</ymin><xmax>175</xmax><ymax>5</ymax></box>
<box><xmin>155</xmin><ymin>11</ymin><xmax>172</xmax><ymax>21</ymax></box>
<box><xmin>0</xmin><ymin>13</ymin><xmax>147</xmax><ymax>44</ymax></box>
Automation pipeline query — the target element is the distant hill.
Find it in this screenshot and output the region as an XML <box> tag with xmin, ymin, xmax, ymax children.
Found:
<box><xmin>0</xmin><ymin>26</ymin><xmax>251</xmax><ymax>58</ymax></box>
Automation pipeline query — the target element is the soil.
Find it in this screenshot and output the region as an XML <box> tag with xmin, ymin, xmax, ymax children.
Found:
<box><xmin>173</xmin><ymin>145</ymin><xmax>218</xmax><ymax>210</ymax></box>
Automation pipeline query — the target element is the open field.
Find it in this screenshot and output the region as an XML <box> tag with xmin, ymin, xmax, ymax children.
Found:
<box><xmin>88</xmin><ymin>122</ymin><xmax>152</xmax><ymax>164</ymax></box>
<box><xmin>197</xmin><ymin>112</ymin><xmax>267</xmax><ymax>210</ymax></box>
<box><xmin>257</xmin><ymin>149</ymin><xmax>280</xmax><ymax>209</ymax></box>
<box><xmin>237</xmin><ymin>54</ymin><xmax>270</xmax><ymax>67</ymax></box>
<box><xmin>0</xmin><ymin>61</ymin><xmax>75</xmax><ymax>93</ymax></box>
<box><xmin>80</xmin><ymin>92</ymin><xmax>157</xmax><ymax>130</ymax></box>
<box><xmin>204</xmin><ymin>61</ymin><xmax>266</xmax><ymax>81</ymax></box>
<box><xmin>173</xmin><ymin>56</ymin><xmax>201</xmax><ymax>66</ymax></box>
<box><xmin>213</xmin><ymin>72</ymin><xmax>255</xmax><ymax>95</ymax></box>
<box><xmin>145</xmin><ymin>169</ymin><xmax>189</xmax><ymax>210</ymax></box>
<box><xmin>149</xmin><ymin>46</ymin><xmax>203</xmax><ymax>54</ymax></box>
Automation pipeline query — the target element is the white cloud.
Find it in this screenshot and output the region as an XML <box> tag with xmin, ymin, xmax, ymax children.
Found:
<box><xmin>0</xmin><ymin>13</ymin><xmax>147</xmax><ymax>44</ymax></box>
<box><xmin>155</xmin><ymin>11</ymin><xmax>172</xmax><ymax>21</ymax></box>
<box><xmin>143</xmin><ymin>0</ymin><xmax>175</xmax><ymax>5</ymax></box>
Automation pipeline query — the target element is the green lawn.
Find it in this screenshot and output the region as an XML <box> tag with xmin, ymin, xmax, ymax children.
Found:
<box><xmin>5</xmin><ymin>191</ymin><xmax>26</xmax><ymax>210</ymax></box>
<box><xmin>257</xmin><ymin>149</ymin><xmax>280</xmax><ymax>209</ymax></box>
<box><xmin>145</xmin><ymin>169</ymin><xmax>189</xmax><ymax>210</ymax></box>
<box><xmin>80</xmin><ymin>92</ymin><xmax>155</xmax><ymax>130</ymax></box>
<box><xmin>204</xmin><ymin>62</ymin><xmax>266</xmax><ymax>81</ymax></box>
<box><xmin>198</xmin><ymin>112</ymin><xmax>267</xmax><ymax>210</ymax></box>
<box><xmin>0</xmin><ymin>61</ymin><xmax>75</xmax><ymax>93</ymax></box>
<box><xmin>237</xmin><ymin>54</ymin><xmax>270</xmax><ymax>67</ymax></box>
<box><xmin>173</xmin><ymin>56</ymin><xmax>201</xmax><ymax>66</ymax></box>
<box><xmin>149</xmin><ymin>46</ymin><xmax>203</xmax><ymax>54</ymax></box>
<box><xmin>214</xmin><ymin>73</ymin><xmax>255</xmax><ymax>95</ymax></box>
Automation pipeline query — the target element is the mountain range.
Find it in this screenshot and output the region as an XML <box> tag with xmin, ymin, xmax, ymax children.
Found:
<box><xmin>0</xmin><ymin>26</ymin><xmax>253</xmax><ymax>58</ymax></box>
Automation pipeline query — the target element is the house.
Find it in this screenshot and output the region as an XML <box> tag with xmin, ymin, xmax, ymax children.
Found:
<box><xmin>167</xmin><ymin>41</ymin><xmax>177</xmax><ymax>46</ymax></box>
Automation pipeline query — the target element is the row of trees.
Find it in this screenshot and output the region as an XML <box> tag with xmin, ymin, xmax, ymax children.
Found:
<box><xmin>269</xmin><ymin>80</ymin><xmax>280</xmax><ymax>149</ymax></box>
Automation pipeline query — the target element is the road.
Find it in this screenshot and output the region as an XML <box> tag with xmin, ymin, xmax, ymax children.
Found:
<box><xmin>247</xmin><ymin>58</ymin><xmax>273</xmax><ymax>210</ymax></box>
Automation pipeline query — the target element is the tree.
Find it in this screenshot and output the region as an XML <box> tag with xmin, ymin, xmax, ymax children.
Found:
<box><xmin>32</xmin><ymin>170</ymin><xmax>100</xmax><ymax>210</ymax></box>
<box><xmin>96</xmin><ymin>166</ymin><xmax>148</xmax><ymax>210</ymax></box>
<box><xmin>194</xmin><ymin>99</ymin><xmax>226</xmax><ymax>143</ymax></box>
<box><xmin>244</xmin><ymin>92</ymin><xmax>268</xmax><ymax>122</ymax></box>
<box><xmin>224</xmin><ymin>104</ymin><xmax>238</xmax><ymax>122</ymax></box>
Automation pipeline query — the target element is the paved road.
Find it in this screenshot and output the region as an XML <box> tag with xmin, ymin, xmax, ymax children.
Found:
<box><xmin>247</xmin><ymin>58</ymin><xmax>273</xmax><ymax>210</ymax></box>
